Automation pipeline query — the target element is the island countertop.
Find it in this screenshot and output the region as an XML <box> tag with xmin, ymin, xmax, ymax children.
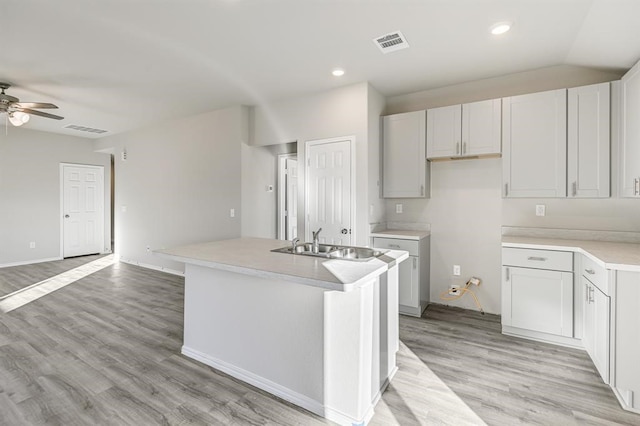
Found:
<box><xmin>155</xmin><ymin>237</ymin><xmax>409</xmax><ymax>291</ymax></box>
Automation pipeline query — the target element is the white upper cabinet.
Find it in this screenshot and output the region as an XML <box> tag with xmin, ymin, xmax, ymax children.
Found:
<box><xmin>503</xmin><ymin>89</ymin><xmax>567</xmax><ymax>198</ymax></box>
<box><xmin>568</xmin><ymin>82</ymin><xmax>610</xmax><ymax>198</ymax></box>
<box><xmin>382</xmin><ymin>110</ymin><xmax>429</xmax><ymax>198</ymax></box>
<box><xmin>426</xmin><ymin>104</ymin><xmax>460</xmax><ymax>158</ymax></box>
<box><xmin>426</xmin><ymin>99</ymin><xmax>501</xmax><ymax>159</ymax></box>
<box><xmin>620</xmin><ymin>60</ymin><xmax>640</xmax><ymax>197</ymax></box>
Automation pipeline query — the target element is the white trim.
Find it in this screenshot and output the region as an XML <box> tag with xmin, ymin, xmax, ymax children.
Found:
<box><xmin>118</xmin><ymin>258</ymin><xmax>184</xmax><ymax>276</ymax></box>
<box><xmin>59</xmin><ymin>163</ymin><xmax>106</xmax><ymax>259</ymax></box>
<box><xmin>182</xmin><ymin>346</ymin><xmax>326</xmax><ymax>418</ymax></box>
<box><xmin>0</xmin><ymin>257</ymin><xmax>62</xmax><ymax>269</ymax></box>
<box><xmin>502</xmin><ymin>325</ymin><xmax>584</xmax><ymax>349</ymax></box>
<box><xmin>304</xmin><ymin>135</ymin><xmax>357</xmax><ymax>244</ymax></box>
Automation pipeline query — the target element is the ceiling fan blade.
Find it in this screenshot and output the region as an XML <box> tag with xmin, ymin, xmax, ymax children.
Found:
<box><xmin>15</xmin><ymin>102</ymin><xmax>59</xmax><ymax>109</ymax></box>
<box><xmin>17</xmin><ymin>107</ymin><xmax>64</xmax><ymax>120</ymax></box>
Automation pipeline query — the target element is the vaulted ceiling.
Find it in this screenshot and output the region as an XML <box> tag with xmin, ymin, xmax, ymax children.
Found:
<box><xmin>2</xmin><ymin>0</ymin><xmax>639</xmax><ymax>138</ymax></box>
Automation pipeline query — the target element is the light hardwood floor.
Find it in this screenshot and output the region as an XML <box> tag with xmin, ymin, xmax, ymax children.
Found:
<box><xmin>0</xmin><ymin>259</ymin><xmax>639</xmax><ymax>425</ymax></box>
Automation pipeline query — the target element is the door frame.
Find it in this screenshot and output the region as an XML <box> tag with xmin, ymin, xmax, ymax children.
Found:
<box><xmin>277</xmin><ymin>153</ymin><xmax>297</xmax><ymax>240</ymax></box>
<box><xmin>304</xmin><ymin>135</ymin><xmax>356</xmax><ymax>244</ymax></box>
<box><xmin>59</xmin><ymin>163</ymin><xmax>106</xmax><ymax>258</ymax></box>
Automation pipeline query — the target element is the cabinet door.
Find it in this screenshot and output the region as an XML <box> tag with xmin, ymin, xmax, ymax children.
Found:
<box><xmin>463</xmin><ymin>99</ymin><xmax>501</xmax><ymax>156</ymax></box>
<box><xmin>620</xmin><ymin>60</ymin><xmax>640</xmax><ymax>197</ymax></box>
<box><xmin>592</xmin><ymin>283</ymin><xmax>610</xmax><ymax>383</ymax></box>
<box><xmin>382</xmin><ymin>111</ymin><xmax>427</xmax><ymax>198</ymax></box>
<box><xmin>583</xmin><ymin>276</ymin><xmax>611</xmax><ymax>384</ymax></box>
<box><xmin>502</xmin><ymin>266</ymin><xmax>573</xmax><ymax>337</ymax></box>
<box><xmin>399</xmin><ymin>256</ymin><xmax>419</xmax><ymax>308</ymax></box>
<box><xmin>502</xmin><ymin>89</ymin><xmax>567</xmax><ymax>197</ymax></box>
<box><xmin>568</xmin><ymin>83</ymin><xmax>610</xmax><ymax>198</ymax></box>
<box><xmin>426</xmin><ymin>104</ymin><xmax>461</xmax><ymax>159</ymax></box>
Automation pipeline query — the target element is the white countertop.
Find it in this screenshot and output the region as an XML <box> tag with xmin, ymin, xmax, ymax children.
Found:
<box><xmin>155</xmin><ymin>237</ymin><xmax>409</xmax><ymax>291</ymax></box>
<box><xmin>502</xmin><ymin>236</ymin><xmax>640</xmax><ymax>272</ymax></box>
<box><xmin>370</xmin><ymin>229</ymin><xmax>431</xmax><ymax>240</ymax></box>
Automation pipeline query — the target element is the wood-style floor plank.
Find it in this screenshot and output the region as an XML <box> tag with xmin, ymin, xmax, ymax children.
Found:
<box><xmin>0</xmin><ymin>255</ymin><xmax>105</xmax><ymax>297</ymax></box>
<box><xmin>1</xmin><ymin>259</ymin><xmax>639</xmax><ymax>425</ymax></box>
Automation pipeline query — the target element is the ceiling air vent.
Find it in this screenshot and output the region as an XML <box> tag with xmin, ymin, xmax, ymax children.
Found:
<box><xmin>373</xmin><ymin>31</ymin><xmax>409</xmax><ymax>54</ymax></box>
<box><xmin>65</xmin><ymin>124</ymin><xmax>108</xmax><ymax>134</ymax></box>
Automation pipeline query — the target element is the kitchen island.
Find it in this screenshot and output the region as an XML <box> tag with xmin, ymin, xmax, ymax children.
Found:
<box><xmin>156</xmin><ymin>237</ymin><xmax>409</xmax><ymax>425</ymax></box>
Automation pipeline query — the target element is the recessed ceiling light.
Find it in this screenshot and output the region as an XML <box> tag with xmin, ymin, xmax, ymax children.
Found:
<box><xmin>490</xmin><ymin>22</ymin><xmax>512</xmax><ymax>35</ymax></box>
<box><xmin>332</xmin><ymin>68</ymin><xmax>345</xmax><ymax>77</ymax></box>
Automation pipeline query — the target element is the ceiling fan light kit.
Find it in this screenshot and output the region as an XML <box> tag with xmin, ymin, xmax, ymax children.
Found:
<box><xmin>8</xmin><ymin>111</ymin><xmax>30</xmax><ymax>126</ymax></box>
<box><xmin>0</xmin><ymin>82</ymin><xmax>64</xmax><ymax>127</ymax></box>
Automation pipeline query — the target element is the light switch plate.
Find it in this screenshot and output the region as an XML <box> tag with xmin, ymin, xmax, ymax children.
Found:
<box><xmin>395</xmin><ymin>203</ymin><xmax>403</xmax><ymax>214</ymax></box>
<box><xmin>453</xmin><ymin>265</ymin><xmax>461</xmax><ymax>276</ymax></box>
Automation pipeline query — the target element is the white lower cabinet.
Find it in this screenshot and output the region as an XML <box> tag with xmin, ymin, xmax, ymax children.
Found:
<box><xmin>503</xmin><ymin>244</ymin><xmax>640</xmax><ymax>415</ymax></box>
<box><xmin>611</xmin><ymin>270</ymin><xmax>640</xmax><ymax>413</ymax></box>
<box><xmin>583</xmin><ymin>275</ymin><xmax>610</xmax><ymax>383</ymax></box>
<box><xmin>373</xmin><ymin>235</ymin><xmax>430</xmax><ymax>317</ymax></box>
<box><xmin>502</xmin><ymin>248</ymin><xmax>575</xmax><ymax>344</ymax></box>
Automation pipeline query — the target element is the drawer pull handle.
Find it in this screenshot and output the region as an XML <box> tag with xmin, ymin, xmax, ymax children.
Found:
<box><xmin>585</xmin><ymin>268</ymin><xmax>596</xmax><ymax>275</ymax></box>
<box><xmin>527</xmin><ymin>256</ymin><xmax>547</xmax><ymax>261</ymax></box>
<box><xmin>389</xmin><ymin>244</ymin><xmax>401</xmax><ymax>249</ymax></box>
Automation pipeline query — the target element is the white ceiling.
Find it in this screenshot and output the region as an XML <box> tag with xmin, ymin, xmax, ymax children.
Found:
<box><xmin>2</xmin><ymin>0</ymin><xmax>639</xmax><ymax>138</ymax></box>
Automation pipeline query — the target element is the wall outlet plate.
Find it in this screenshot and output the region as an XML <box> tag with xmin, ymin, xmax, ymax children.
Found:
<box><xmin>535</xmin><ymin>204</ymin><xmax>546</xmax><ymax>216</ymax></box>
<box><xmin>449</xmin><ymin>285</ymin><xmax>460</xmax><ymax>296</ymax></box>
<box><xmin>453</xmin><ymin>265</ymin><xmax>461</xmax><ymax>276</ymax></box>
<box><xmin>395</xmin><ymin>203</ymin><xmax>403</xmax><ymax>214</ymax></box>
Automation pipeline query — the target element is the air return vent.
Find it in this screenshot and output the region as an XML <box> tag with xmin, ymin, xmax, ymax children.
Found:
<box><xmin>373</xmin><ymin>31</ymin><xmax>409</xmax><ymax>54</ymax></box>
<box><xmin>65</xmin><ymin>124</ymin><xmax>108</xmax><ymax>134</ymax></box>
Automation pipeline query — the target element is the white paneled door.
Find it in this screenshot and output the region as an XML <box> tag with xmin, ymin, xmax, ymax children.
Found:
<box><xmin>306</xmin><ymin>138</ymin><xmax>352</xmax><ymax>246</ymax></box>
<box><xmin>62</xmin><ymin>164</ymin><xmax>104</xmax><ymax>258</ymax></box>
<box><xmin>285</xmin><ymin>157</ymin><xmax>298</xmax><ymax>240</ymax></box>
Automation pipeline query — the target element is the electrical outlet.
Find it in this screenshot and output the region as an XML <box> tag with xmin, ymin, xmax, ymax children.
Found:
<box><xmin>449</xmin><ymin>285</ymin><xmax>460</xmax><ymax>296</ymax></box>
<box><xmin>535</xmin><ymin>204</ymin><xmax>546</xmax><ymax>216</ymax></box>
<box><xmin>29</xmin><ymin>242</ymin><xmax>36</xmax><ymax>249</ymax></box>
<box><xmin>453</xmin><ymin>265</ymin><xmax>461</xmax><ymax>276</ymax></box>
<box><xmin>395</xmin><ymin>203</ymin><xmax>403</xmax><ymax>214</ymax></box>
<box><xmin>230</xmin><ymin>208</ymin><xmax>235</xmax><ymax>218</ymax></box>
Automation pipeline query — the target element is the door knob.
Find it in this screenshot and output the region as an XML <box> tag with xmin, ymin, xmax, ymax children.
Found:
<box><xmin>64</xmin><ymin>214</ymin><xmax>70</xmax><ymax>218</ymax></box>
<box><xmin>341</xmin><ymin>228</ymin><xmax>348</xmax><ymax>234</ymax></box>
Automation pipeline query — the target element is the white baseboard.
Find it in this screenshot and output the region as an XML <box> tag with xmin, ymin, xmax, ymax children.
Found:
<box><xmin>502</xmin><ymin>326</ymin><xmax>583</xmax><ymax>350</ymax></box>
<box><xmin>612</xmin><ymin>387</ymin><xmax>640</xmax><ymax>414</ymax></box>
<box><xmin>0</xmin><ymin>257</ymin><xmax>62</xmax><ymax>269</ymax></box>
<box><xmin>118</xmin><ymin>258</ymin><xmax>184</xmax><ymax>276</ymax></box>
<box><xmin>182</xmin><ymin>346</ymin><xmax>327</xmax><ymax>418</ymax></box>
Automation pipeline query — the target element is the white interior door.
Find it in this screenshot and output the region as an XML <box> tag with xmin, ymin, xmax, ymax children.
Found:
<box><xmin>285</xmin><ymin>158</ymin><xmax>298</xmax><ymax>240</ymax></box>
<box><xmin>306</xmin><ymin>138</ymin><xmax>352</xmax><ymax>245</ymax></box>
<box><xmin>62</xmin><ymin>164</ymin><xmax>104</xmax><ymax>257</ymax></box>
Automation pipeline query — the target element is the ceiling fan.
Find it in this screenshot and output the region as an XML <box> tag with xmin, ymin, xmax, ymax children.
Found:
<box><xmin>0</xmin><ymin>82</ymin><xmax>64</xmax><ymax>127</ymax></box>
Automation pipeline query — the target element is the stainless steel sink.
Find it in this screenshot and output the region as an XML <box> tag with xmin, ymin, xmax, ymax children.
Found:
<box><xmin>272</xmin><ymin>243</ymin><xmax>387</xmax><ymax>261</ymax></box>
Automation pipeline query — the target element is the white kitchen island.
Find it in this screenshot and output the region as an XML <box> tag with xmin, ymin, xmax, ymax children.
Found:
<box><xmin>156</xmin><ymin>237</ymin><xmax>409</xmax><ymax>425</ymax></box>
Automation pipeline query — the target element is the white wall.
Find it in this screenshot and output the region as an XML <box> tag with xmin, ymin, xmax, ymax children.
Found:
<box><xmin>385</xmin><ymin>65</ymin><xmax>628</xmax><ymax>314</ymax></box>
<box><xmin>0</xmin><ymin>127</ymin><xmax>111</xmax><ymax>266</ymax></box>
<box><xmin>250</xmin><ymin>83</ymin><xmax>372</xmax><ymax>246</ymax></box>
<box><xmin>95</xmin><ymin>106</ymin><xmax>246</xmax><ymax>273</ymax></box>
<box><xmin>367</xmin><ymin>84</ymin><xmax>386</xmax><ymax>227</ymax></box>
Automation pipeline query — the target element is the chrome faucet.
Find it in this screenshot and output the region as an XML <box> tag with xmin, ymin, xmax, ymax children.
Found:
<box><xmin>291</xmin><ymin>237</ymin><xmax>300</xmax><ymax>252</ymax></box>
<box><xmin>311</xmin><ymin>228</ymin><xmax>322</xmax><ymax>254</ymax></box>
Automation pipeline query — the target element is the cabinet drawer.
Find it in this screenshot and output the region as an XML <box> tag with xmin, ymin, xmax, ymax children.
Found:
<box><xmin>582</xmin><ymin>254</ymin><xmax>608</xmax><ymax>294</ymax></box>
<box><xmin>502</xmin><ymin>248</ymin><xmax>573</xmax><ymax>272</ymax></box>
<box><xmin>373</xmin><ymin>237</ymin><xmax>419</xmax><ymax>256</ymax></box>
